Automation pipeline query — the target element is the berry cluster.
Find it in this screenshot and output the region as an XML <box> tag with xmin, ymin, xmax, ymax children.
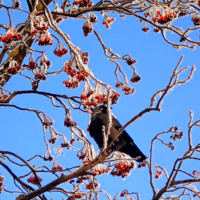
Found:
<box><xmin>27</xmin><ymin>176</ymin><xmax>42</xmax><ymax>185</ymax></box>
<box><xmin>52</xmin><ymin>164</ymin><xmax>63</xmax><ymax>171</ymax></box>
<box><xmin>81</xmin><ymin>90</ymin><xmax>93</xmax><ymax>100</ymax></box>
<box><xmin>63</xmin><ymin>67</ymin><xmax>88</xmax><ymax>89</ymax></box>
<box><xmin>102</xmin><ymin>15</ymin><xmax>115</xmax><ymax>28</ymax></box>
<box><xmin>111</xmin><ymin>162</ymin><xmax>135</xmax><ymax>178</ymax></box>
<box><xmin>1</xmin><ymin>32</ymin><xmax>23</xmax><ymax>44</ymax></box>
<box><xmin>43</xmin><ymin>156</ymin><xmax>53</xmax><ymax>161</ymax></box>
<box><xmin>120</xmin><ymin>190</ymin><xmax>133</xmax><ymax>200</ymax></box>
<box><xmin>77</xmin><ymin>153</ymin><xmax>86</xmax><ymax>160</ymax></box>
<box><xmin>40</xmin><ymin>58</ymin><xmax>51</xmax><ymax>68</ymax></box>
<box><xmin>73</xmin><ymin>0</ymin><xmax>92</xmax><ymax>8</ymax></box>
<box><xmin>31</xmin><ymin>19</ymin><xmax>49</xmax><ymax>36</ymax></box>
<box><xmin>193</xmin><ymin>170</ymin><xmax>198</xmax><ymax>175</ymax></box>
<box><xmin>63</xmin><ymin>80</ymin><xmax>79</xmax><ymax>89</ymax></box>
<box><xmin>72</xmin><ymin>194</ymin><xmax>83</xmax><ymax>198</ymax></box>
<box><xmin>31</xmin><ymin>30</ymin><xmax>37</xmax><ymax>37</ymax></box>
<box><xmin>7</xmin><ymin>65</ymin><xmax>21</xmax><ymax>75</ymax></box>
<box><xmin>170</xmin><ymin>126</ymin><xmax>183</xmax><ymax>140</ymax></box>
<box><xmin>81</xmin><ymin>91</ymin><xmax>120</xmax><ymax>111</ymax></box>
<box><xmin>27</xmin><ymin>53</ymin><xmax>38</xmax><ymax>71</ymax></box>
<box><xmin>0</xmin><ymin>94</ymin><xmax>8</xmax><ymax>100</ymax></box>
<box><xmin>38</xmin><ymin>36</ymin><xmax>53</xmax><ymax>46</ymax></box>
<box><xmin>94</xmin><ymin>167</ymin><xmax>110</xmax><ymax>174</ymax></box>
<box><xmin>81</xmin><ymin>52</ymin><xmax>89</xmax><ymax>64</ymax></box>
<box><xmin>42</xmin><ymin>118</ymin><xmax>53</xmax><ymax>129</ymax></box>
<box><xmin>126</xmin><ymin>57</ymin><xmax>136</xmax><ymax>65</ymax></box>
<box><xmin>64</xmin><ymin>116</ymin><xmax>76</xmax><ymax>127</ymax></box>
<box><xmin>75</xmin><ymin>176</ymin><xmax>89</xmax><ymax>183</ymax></box>
<box><xmin>115</xmin><ymin>81</ymin><xmax>123</xmax><ymax>88</ymax></box>
<box><xmin>27</xmin><ymin>61</ymin><xmax>38</xmax><ymax>70</ymax></box>
<box><xmin>153</xmin><ymin>28</ymin><xmax>160</xmax><ymax>33</ymax></box>
<box><xmin>138</xmin><ymin>162</ymin><xmax>146</xmax><ymax>168</ymax></box>
<box><xmin>120</xmin><ymin>191</ymin><xmax>127</xmax><ymax>197</ymax></box>
<box><xmin>69</xmin><ymin>180</ymin><xmax>75</xmax><ymax>184</ymax></box>
<box><xmin>61</xmin><ymin>142</ymin><xmax>70</xmax><ymax>148</ymax></box>
<box><xmin>49</xmin><ymin>137</ymin><xmax>57</xmax><ymax>144</ymax></box>
<box><xmin>144</xmin><ymin>12</ymin><xmax>151</xmax><ymax>18</ymax></box>
<box><xmin>192</xmin><ymin>170</ymin><xmax>200</xmax><ymax>178</ymax></box>
<box><xmin>55</xmin><ymin>16</ymin><xmax>67</xmax><ymax>24</ymax></box>
<box><xmin>155</xmin><ymin>169</ymin><xmax>162</xmax><ymax>179</ymax></box>
<box><xmin>167</xmin><ymin>142</ymin><xmax>175</xmax><ymax>150</ymax></box>
<box><xmin>122</xmin><ymin>86</ymin><xmax>135</xmax><ymax>95</ymax></box>
<box><xmin>35</xmin><ymin>72</ymin><xmax>46</xmax><ymax>80</ymax></box>
<box><xmin>90</xmin><ymin>13</ymin><xmax>97</xmax><ymax>23</ymax></box>
<box><xmin>64</xmin><ymin>63</ymin><xmax>76</xmax><ymax>77</ymax></box>
<box><xmin>34</xmin><ymin>56</ymin><xmax>51</xmax><ymax>81</ymax></box>
<box><xmin>63</xmin><ymin>53</ymin><xmax>89</xmax><ymax>83</ymax></box>
<box><xmin>65</xmin><ymin>65</ymin><xmax>88</xmax><ymax>79</ymax></box>
<box><xmin>32</xmin><ymin>80</ymin><xmax>39</xmax><ymax>91</ymax></box>
<box><xmin>180</xmin><ymin>36</ymin><xmax>187</xmax><ymax>42</ymax></box>
<box><xmin>77</xmin><ymin>69</ymin><xmax>89</xmax><ymax>81</ymax></box>
<box><xmin>142</xmin><ymin>28</ymin><xmax>149</xmax><ymax>32</ymax></box>
<box><xmin>153</xmin><ymin>10</ymin><xmax>177</xmax><ymax>24</ymax></box>
<box><xmin>6</xmin><ymin>60</ymin><xmax>21</xmax><ymax>75</ymax></box>
<box><xmin>86</xmin><ymin>182</ymin><xmax>99</xmax><ymax>190</ymax></box>
<box><xmin>53</xmin><ymin>47</ymin><xmax>68</xmax><ymax>57</ymax></box>
<box><xmin>192</xmin><ymin>16</ymin><xmax>200</xmax><ymax>26</ymax></box>
<box><xmin>82</xmin><ymin>20</ymin><xmax>93</xmax><ymax>37</ymax></box>
<box><xmin>31</xmin><ymin>17</ymin><xmax>53</xmax><ymax>46</ymax></box>
<box><xmin>13</xmin><ymin>0</ymin><xmax>20</xmax><ymax>8</ymax></box>
<box><xmin>70</xmin><ymin>138</ymin><xmax>76</xmax><ymax>145</ymax></box>
<box><xmin>130</xmin><ymin>74</ymin><xmax>141</xmax><ymax>83</ymax></box>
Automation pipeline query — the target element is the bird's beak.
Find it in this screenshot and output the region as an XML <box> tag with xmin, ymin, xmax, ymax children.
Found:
<box><xmin>90</xmin><ymin>107</ymin><xmax>94</xmax><ymax>112</ymax></box>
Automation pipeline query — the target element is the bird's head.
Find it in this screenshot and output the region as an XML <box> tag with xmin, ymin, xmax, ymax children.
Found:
<box><xmin>91</xmin><ymin>105</ymin><xmax>108</xmax><ymax>117</ymax></box>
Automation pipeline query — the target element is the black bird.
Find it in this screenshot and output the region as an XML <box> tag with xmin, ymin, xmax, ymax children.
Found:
<box><xmin>88</xmin><ymin>105</ymin><xmax>146</xmax><ymax>162</ymax></box>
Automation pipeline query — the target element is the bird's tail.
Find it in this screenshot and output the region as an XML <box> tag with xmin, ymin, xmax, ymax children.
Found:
<box><xmin>120</xmin><ymin>143</ymin><xmax>146</xmax><ymax>163</ymax></box>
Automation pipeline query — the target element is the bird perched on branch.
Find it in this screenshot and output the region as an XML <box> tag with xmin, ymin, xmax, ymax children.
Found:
<box><xmin>88</xmin><ymin>105</ymin><xmax>146</xmax><ymax>162</ymax></box>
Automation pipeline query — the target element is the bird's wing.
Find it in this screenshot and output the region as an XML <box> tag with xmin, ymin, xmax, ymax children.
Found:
<box><xmin>112</xmin><ymin>117</ymin><xmax>135</xmax><ymax>143</ymax></box>
<box><xmin>112</xmin><ymin>116</ymin><xmax>146</xmax><ymax>162</ymax></box>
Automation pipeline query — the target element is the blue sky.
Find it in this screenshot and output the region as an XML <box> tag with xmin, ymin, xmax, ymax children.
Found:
<box><xmin>0</xmin><ymin>0</ymin><xmax>200</xmax><ymax>199</ymax></box>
